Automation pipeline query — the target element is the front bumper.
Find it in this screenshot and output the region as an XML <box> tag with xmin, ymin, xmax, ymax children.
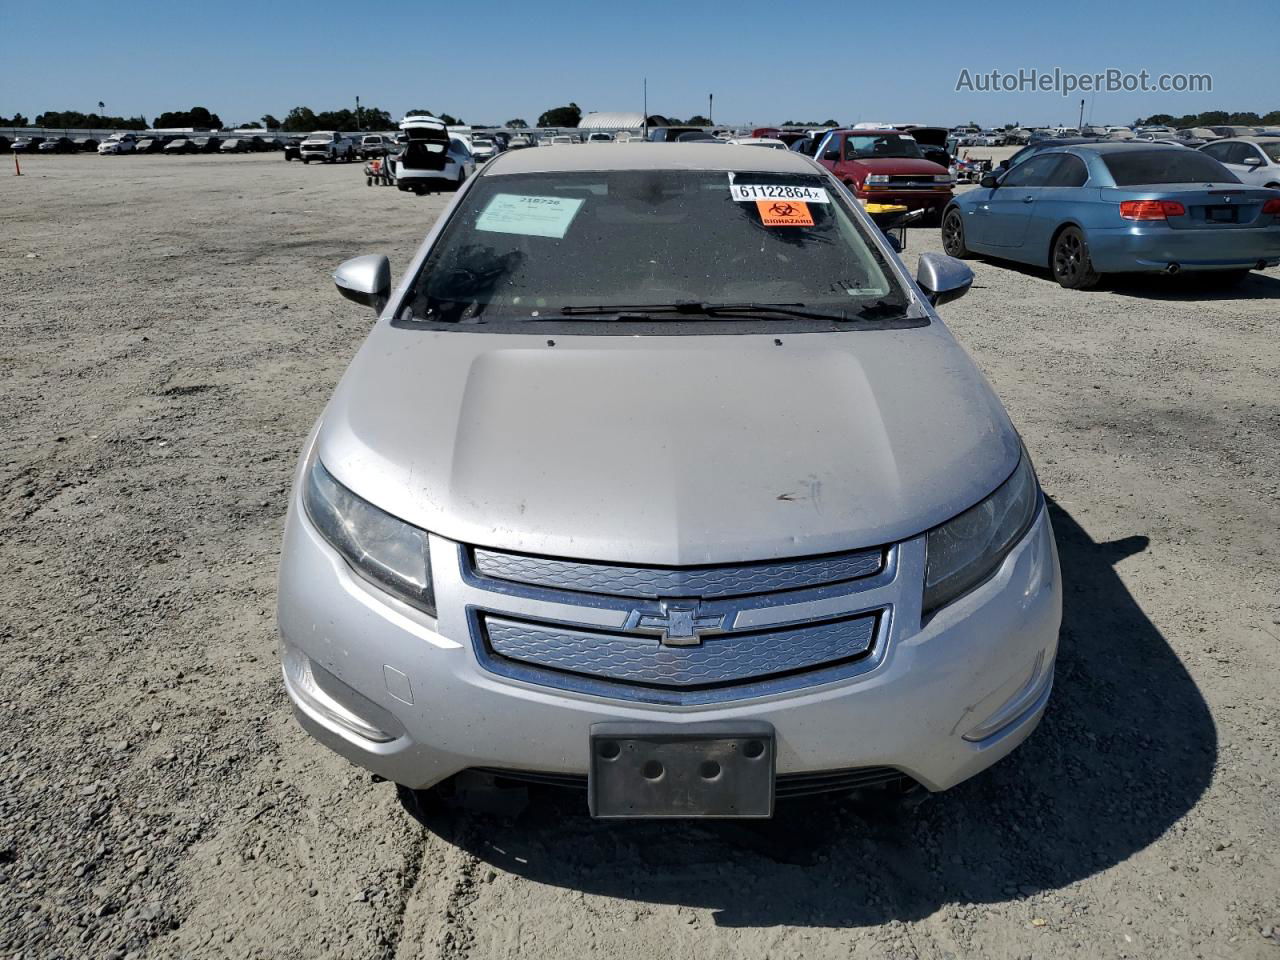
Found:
<box><xmin>278</xmin><ymin>474</ymin><xmax>1062</xmax><ymax>796</ymax></box>
<box><xmin>857</xmin><ymin>187</ymin><xmax>953</xmax><ymax>212</ymax></box>
<box><xmin>1086</xmin><ymin>223</ymin><xmax>1280</xmax><ymax>273</ymax></box>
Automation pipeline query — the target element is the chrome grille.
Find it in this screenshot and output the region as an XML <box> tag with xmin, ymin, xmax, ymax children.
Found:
<box><xmin>470</xmin><ymin>546</ymin><xmax>883</xmax><ymax>599</ymax></box>
<box><xmin>456</xmin><ymin>539</ymin><xmax>898</xmax><ymax>705</ymax></box>
<box><xmin>484</xmin><ymin>613</ymin><xmax>876</xmax><ymax>689</ymax></box>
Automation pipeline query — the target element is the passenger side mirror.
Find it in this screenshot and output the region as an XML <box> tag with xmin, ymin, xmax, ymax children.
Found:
<box><xmin>1242</xmin><ymin>156</ymin><xmax>1263</xmax><ymax>166</ymax></box>
<box><xmin>916</xmin><ymin>253</ymin><xmax>973</xmax><ymax>307</ymax></box>
<box><xmin>823</xmin><ymin>149</ymin><xmax>840</xmax><ymax>161</ymax></box>
<box><xmin>980</xmin><ymin>174</ymin><xmax>1000</xmax><ymax>188</ymax></box>
<box><xmin>333</xmin><ymin>254</ymin><xmax>391</xmax><ymax>313</ymax></box>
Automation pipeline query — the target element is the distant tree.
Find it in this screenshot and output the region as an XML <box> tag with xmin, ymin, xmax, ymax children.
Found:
<box><xmin>686</xmin><ymin>115</ymin><xmax>711</xmax><ymax>126</ymax></box>
<box><xmin>505</xmin><ymin>118</ymin><xmax>529</xmax><ymax>128</ymax></box>
<box><xmin>821</xmin><ymin>119</ymin><xmax>838</xmax><ymax>127</ymax></box>
<box><xmin>320</xmin><ymin>109</ymin><xmax>358</xmax><ymax>129</ymax></box>
<box><xmin>439</xmin><ymin>113</ymin><xmax>462</xmax><ymax>125</ymax></box>
<box><xmin>406</xmin><ymin>108</ymin><xmax>433</xmax><ymax>117</ymax></box>
<box><xmin>1264</xmin><ymin>110</ymin><xmax>1280</xmax><ymax>125</ymax></box>
<box><xmin>0</xmin><ymin>112</ymin><xmax>30</xmax><ymax>125</ymax></box>
<box><xmin>281</xmin><ymin>106</ymin><xmax>318</xmax><ymax>132</ymax></box>
<box><xmin>261</xmin><ymin>114</ymin><xmax>280</xmax><ymax>129</ymax></box>
<box><xmin>1227</xmin><ymin>111</ymin><xmax>1262</xmax><ymax>125</ymax></box>
<box><xmin>238</xmin><ymin>121</ymin><xmax>263</xmax><ymax>129</ymax></box>
<box><xmin>537</xmin><ymin>102</ymin><xmax>581</xmax><ymax>127</ymax></box>
<box><xmin>153</xmin><ymin>106</ymin><xmax>222</xmax><ymax>129</ymax></box>
<box><xmin>278</xmin><ymin>105</ymin><xmax>394</xmax><ymax>132</ymax></box>
<box><xmin>98</xmin><ymin>101</ymin><xmax>105</xmax><ymax>112</ymax></box>
<box><xmin>33</xmin><ymin>109</ymin><xmax>146</xmax><ymax>129</ymax></box>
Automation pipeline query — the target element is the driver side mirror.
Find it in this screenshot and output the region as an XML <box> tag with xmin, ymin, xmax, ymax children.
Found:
<box><xmin>823</xmin><ymin>149</ymin><xmax>840</xmax><ymax>161</ymax></box>
<box><xmin>916</xmin><ymin>253</ymin><xmax>973</xmax><ymax>307</ymax></box>
<box><xmin>980</xmin><ymin>173</ymin><xmax>1000</xmax><ymax>188</ymax></box>
<box><xmin>1242</xmin><ymin>156</ymin><xmax>1263</xmax><ymax>166</ymax></box>
<box><xmin>333</xmin><ymin>254</ymin><xmax>391</xmax><ymax>313</ymax></box>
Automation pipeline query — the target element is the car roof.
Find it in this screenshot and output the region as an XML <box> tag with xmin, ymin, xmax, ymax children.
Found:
<box><xmin>1239</xmin><ymin>136</ymin><xmax>1280</xmax><ymax>144</ymax></box>
<box><xmin>1065</xmin><ymin>141</ymin><xmax>1187</xmax><ymax>153</ymax></box>
<box><xmin>483</xmin><ymin>142</ymin><xmax>820</xmax><ymax>175</ymax></box>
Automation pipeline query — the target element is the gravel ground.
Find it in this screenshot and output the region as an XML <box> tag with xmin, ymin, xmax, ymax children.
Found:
<box><xmin>2</xmin><ymin>152</ymin><xmax>1277</xmax><ymax>960</ymax></box>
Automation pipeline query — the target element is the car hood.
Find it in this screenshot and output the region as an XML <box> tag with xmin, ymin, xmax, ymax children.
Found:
<box><xmin>315</xmin><ymin>325</ymin><xmax>1019</xmax><ymax>565</ymax></box>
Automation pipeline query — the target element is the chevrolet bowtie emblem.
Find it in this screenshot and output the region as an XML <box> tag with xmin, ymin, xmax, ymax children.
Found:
<box><xmin>631</xmin><ymin>602</ymin><xmax>724</xmax><ymax>647</ymax></box>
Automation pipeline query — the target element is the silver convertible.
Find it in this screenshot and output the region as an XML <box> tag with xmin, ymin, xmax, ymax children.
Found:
<box><xmin>942</xmin><ymin>143</ymin><xmax>1280</xmax><ymax>289</ymax></box>
<box><xmin>277</xmin><ymin>144</ymin><xmax>1062</xmax><ymax>819</ymax></box>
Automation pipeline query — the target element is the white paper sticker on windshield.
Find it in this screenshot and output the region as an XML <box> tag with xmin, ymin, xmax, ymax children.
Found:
<box><xmin>729</xmin><ymin>182</ymin><xmax>829</xmax><ymax>203</ymax></box>
<box><xmin>475</xmin><ymin>193</ymin><xmax>584</xmax><ymax>239</ymax></box>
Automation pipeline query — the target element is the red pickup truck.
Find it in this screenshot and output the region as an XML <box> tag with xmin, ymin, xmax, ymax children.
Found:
<box><xmin>815</xmin><ymin>129</ymin><xmax>953</xmax><ymax>220</ymax></box>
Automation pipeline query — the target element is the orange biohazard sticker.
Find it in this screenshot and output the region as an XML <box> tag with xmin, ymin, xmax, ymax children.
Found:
<box><xmin>756</xmin><ymin>199</ymin><xmax>814</xmax><ymax>226</ymax></box>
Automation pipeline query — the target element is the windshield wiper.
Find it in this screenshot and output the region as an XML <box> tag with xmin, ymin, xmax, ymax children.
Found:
<box><xmin>556</xmin><ymin>301</ymin><xmax>856</xmax><ymax>322</ymax></box>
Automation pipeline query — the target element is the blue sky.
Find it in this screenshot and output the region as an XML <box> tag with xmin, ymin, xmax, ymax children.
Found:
<box><xmin>1</xmin><ymin>0</ymin><xmax>1270</xmax><ymax>127</ymax></box>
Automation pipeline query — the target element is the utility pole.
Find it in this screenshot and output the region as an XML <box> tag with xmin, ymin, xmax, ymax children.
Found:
<box><xmin>709</xmin><ymin>93</ymin><xmax>713</xmax><ymax>126</ymax></box>
<box><xmin>1078</xmin><ymin>98</ymin><xmax>1084</xmax><ymax>131</ymax></box>
<box><xmin>356</xmin><ymin>95</ymin><xmax>362</xmax><ymax>132</ymax></box>
<box><xmin>643</xmin><ymin>78</ymin><xmax>648</xmax><ymax>138</ymax></box>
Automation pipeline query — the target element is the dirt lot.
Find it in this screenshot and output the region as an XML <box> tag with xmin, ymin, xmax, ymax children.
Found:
<box><xmin>2</xmin><ymin>152</ymin><xmax>1277</xmax><ymax>960</ymax></box>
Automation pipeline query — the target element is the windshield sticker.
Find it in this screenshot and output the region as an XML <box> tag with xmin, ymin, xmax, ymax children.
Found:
<box><xmin>730</xmin><ymin>182</ymin><xmax>829</xmax><ymax>203</ymax></box>
<box><xmin>756</xmin><ymin>199</ymin><xmax>814</xmax><ymax>227</ymax></box>
<box><xmin>475</xmin><ymin>193</ymin><xmax>584</xmax><ymax>239</ymax></box>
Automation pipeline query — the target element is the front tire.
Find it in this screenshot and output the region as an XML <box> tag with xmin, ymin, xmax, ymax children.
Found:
<box><xmin>1051</xmin><ymin>226</ymin><xmax>1100</xmax><ymax>289</ymax></box>
<box><xmin>941</xmin><ymin>208</ymin><xmax>972</xmax><ymax>258</ymax></box>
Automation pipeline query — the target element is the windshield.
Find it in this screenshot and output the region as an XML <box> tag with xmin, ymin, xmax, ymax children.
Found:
<box><xmin>844</xmin><ymin>134</ymin><xmax>923</xmax><ymax>160</ymax></box>
<box><xmin>1260</xmin><ymin>142</ymin><xmax>1280</xmax><ymax>163</ymax></box>
<box><xmin>399</xmin><ymin>169</ymin><xmax>909</xmax><ymax>331</ymax></box>
<box><xmin>1102</xmin><ymin>150</ymin><xmax>1239</xmax><ymax>185</ymax></box>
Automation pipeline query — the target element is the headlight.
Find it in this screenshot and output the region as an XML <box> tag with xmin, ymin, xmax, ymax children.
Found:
<box><xmin>303</xmin><ymin>459</ymin><xmax>436</xmax><ymax>615</ymax></box>
<box><xmin>923</xmin><ymin>451</ymin><xmax>1040</xmax><ymax>614</ymax></box>
<box><xmin>865</xmin><ymin>174</ymin><xmax>890</xmax><ymax>184</ymax></box>
<box><xmin>933</xmin><ymin>174</ymin><xmax>953</xmax><ymax>184</ymax></box>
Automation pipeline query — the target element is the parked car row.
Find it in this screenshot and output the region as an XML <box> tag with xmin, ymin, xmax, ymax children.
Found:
<box><xmin>4</xmin><ymin>134</ymin><xmax>104</xmax><ymax>153</ymax></box>
<box><xmin>0</xmin><ymin>131</ymin><xmax>346</xmax><ymax>156</ymax></box>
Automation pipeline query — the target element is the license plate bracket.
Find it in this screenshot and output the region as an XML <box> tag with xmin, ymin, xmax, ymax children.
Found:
<box><xmin>1205</xmin><ymin>205</ymin><xmax>1237</xmax><ymax>223</ymax></box>
<box><xmin>588</xmin><ymin>721</ymin><xmax>775</xmax><ymax>819</ymax></box>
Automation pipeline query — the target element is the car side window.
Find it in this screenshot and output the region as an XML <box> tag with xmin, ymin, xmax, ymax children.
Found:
<box><xmin>1000</xmin><ymin>154</ymin><xmax>1060</xmax><ymax>187</ymax></box>
<box><xmin>1219</xmin><ymin>142</ymin><xmax>1245</xmax><ymax>164</ymax></box>
<box><xmin>1201</xmin><ymin>142</ymin><xmax>1231</xmax><ymax>162</ymax></box>
<box><xmin>1233</xmin><ymin>144</ymin><xmax>1264</xmax><ymax>165</ymax></box>
<box><xmin>1044</xmin><ymin>154</ymin><xmax>1088</xmax><ymax>187</ymax></box>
